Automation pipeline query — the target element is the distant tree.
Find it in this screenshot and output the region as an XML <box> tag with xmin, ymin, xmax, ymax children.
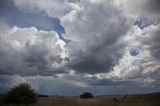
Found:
<box><xmin>38</xmin><ymin>94</ymin><xmax>49</xmax><ymax>97</ymax></box>
<box><xmin>80</xmin><ymin>92</ymin><xmax>93</xmax><ymax>99</ymax></box>
<box><xmin>5</xmin><ymin>83</ymin><xmax>38</xmax><ymax>106</ymax></box>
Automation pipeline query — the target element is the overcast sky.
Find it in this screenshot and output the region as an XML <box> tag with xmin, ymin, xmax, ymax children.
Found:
<box><xmin>0</xmin><ymin>0</ymin><xmax>160</xmax><ymax>96</ymax></box>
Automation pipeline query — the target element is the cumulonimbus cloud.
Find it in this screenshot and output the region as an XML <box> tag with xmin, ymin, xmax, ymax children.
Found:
<box><xmin>61</xmin><ymin>0</ymin><xmax>130</xmax><ymax>74</ymax></box>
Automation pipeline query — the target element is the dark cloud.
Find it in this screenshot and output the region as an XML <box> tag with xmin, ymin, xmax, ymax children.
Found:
<box><xmin>87</xmin><ymin>78</ymin><xmax>127</xmax><ymax>86</ymax></box>
<box><xmin>22</xmin><ymin>44</ymin><xmax>68</xmax><ymax>76</ymax></box>
<box><xmin>63</xmin><ymin>0</ymin><xmax>130</xmax><ymax>74</ymax></box>
<box><xmin>146</xmin><ymin>0</ymin><xmax>160</xmax><ymax>14</ymax></box>
<box><xmin>149</xmin><ymin>28</ymin><xmax>160</xmax><ymax>60</ymax></box>
<box><xmin>67</xmin><ymin>43</ymin><xmax>125</xmax><ymax>74</ymax></box>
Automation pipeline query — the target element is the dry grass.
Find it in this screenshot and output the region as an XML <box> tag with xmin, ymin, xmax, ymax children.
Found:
<box><xmin>1</xmin><ymin>93</ymin><xmax>160</xmax><ymax>106</ymax></box>
<box><xmin>35</xmin><ymin>93</ymin><xmax>160</xmax><ymax>106</ymax></box>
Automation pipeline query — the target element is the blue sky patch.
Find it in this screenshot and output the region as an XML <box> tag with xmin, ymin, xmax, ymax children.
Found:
<box><xmin>134</xmin><ymin>18</ymin><xmax>150</xmax><ymax>30</ymax></box>
<box><xmin>0</xmin><ymin>0</ymin><xmax>65</xmax><ymax>39</ymax></box>
<box><xmin>130</xmin><ymin>48</ymin><xmax>140</xmax><ymax>56</ymax></box>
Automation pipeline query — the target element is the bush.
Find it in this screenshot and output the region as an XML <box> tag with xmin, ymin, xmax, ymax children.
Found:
<box><xmin>80</xmin><ymin>92</ymin><xmax>93</xmax><ymax>99</ymax></box>
<box><xmin>112</xmin><ymin>97</ymin><xmax>119</xmax><ymax>102</ymax></box>
<box><xmin>5</xmin><ymin>83</ymin><xmax>38</xmax><ymax>106</ymax></box>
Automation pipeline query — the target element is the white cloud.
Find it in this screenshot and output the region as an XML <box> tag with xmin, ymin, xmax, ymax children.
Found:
<box><xmin>0</xmin><ymin>23</ymin><xmax>67</xmax><ymax>76</ymax></box>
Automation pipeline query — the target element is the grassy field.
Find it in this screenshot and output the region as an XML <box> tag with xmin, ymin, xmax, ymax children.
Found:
<box><xmin>0</xmin><ymin>92</ymin><xmax>160</xmax><ymax>106</ymax></box>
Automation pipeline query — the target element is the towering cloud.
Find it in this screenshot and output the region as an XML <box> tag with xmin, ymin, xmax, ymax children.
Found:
<box><xmin>61</xmin><ymin>0</ymin><xmax>130</xmax><ymax>74</ymax></box>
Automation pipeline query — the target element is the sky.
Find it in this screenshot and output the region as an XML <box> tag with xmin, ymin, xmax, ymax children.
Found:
<box><xmin>0</xmin><ymin>0</ymin><xmax>160</xmax><ymax>96</ymax></box>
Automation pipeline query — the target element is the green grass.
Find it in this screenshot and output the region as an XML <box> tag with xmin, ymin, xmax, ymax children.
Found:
<box><xmin>1</xmin><ymin>92</ymin><xmax>160</xmax><ymax>106</ymax></box>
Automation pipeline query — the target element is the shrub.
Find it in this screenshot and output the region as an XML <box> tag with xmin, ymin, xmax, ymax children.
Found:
<box><xmin>112</xmin><ymin>97</ymin><xmax>119</xmax><ymax>102</ymax></box>
<box><xmin>80</xmin><ymin>92</ymin><xmax>93</xmax><ymax>99</ymax></box>
<box><xmin>5</xmin><ymin>83</ymin><xmax>38</xmax><ymax>106</ymax></box>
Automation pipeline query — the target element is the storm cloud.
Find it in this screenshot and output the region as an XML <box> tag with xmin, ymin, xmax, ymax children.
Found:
<box><xmin>0</xmin><ymin>0</ymin><xmax>160</xmax><ymax>95</ymax></box>
<box><xmin>62</xmin><ymin>0</ymin><xmax>130</xmax><ymax>74</ymax></box>
<box><xmin>144</xmin><ymin>0</ymin><xmax>160</xmax><ymax>14</ymax></box>
<box><xmin>148</xmin><ymin>26</ymin><xmax>160</xmax><ymax>60</ymax></box>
